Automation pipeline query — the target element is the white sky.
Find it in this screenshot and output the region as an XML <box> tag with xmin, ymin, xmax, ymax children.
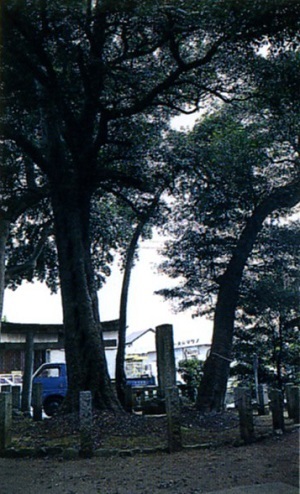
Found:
<box><xmin>3</xmin><ymin>235</ymin><xmax>213</xmax><ymax>344</ymax></box>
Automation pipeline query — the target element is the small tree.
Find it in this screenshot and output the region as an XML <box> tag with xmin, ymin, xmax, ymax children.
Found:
<box><xmin>178</xmin><ymin>358</ymin><xmax>204</xmax><ymax>402</ymax></box>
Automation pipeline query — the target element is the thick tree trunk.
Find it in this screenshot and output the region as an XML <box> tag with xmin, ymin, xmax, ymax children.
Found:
<box><xmin>196</xmin><ymin>180</ymin><xmax>300</xmax><ymax>412</ymax></box>
<box><xmin>51</xmin><ymin>186</ymin><xmax>120</xmax><ymax>412</ymax></box>
<box><xmin>196</xmin><ymin>271</ymin><xmax>241</xmax><ymax>412</ymax></box>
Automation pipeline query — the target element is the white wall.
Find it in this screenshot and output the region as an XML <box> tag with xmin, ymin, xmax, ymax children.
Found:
<box><xmin>45</xmin><ymin>333</ymin><xmax>210</xmax><ymax>382</ymax></box>
<box><xmin>105</xmin><ymin>348</ymin><xmax>117</xmax><ymax>379</ymax></box>
<box><xmin>47</xmin><ymin>349</ymin><xmax>66</xmax><ymax>363</ymax></box>
<box><xmin>126</xmin><ymin>331</ymin><xmax>156</xmax><ymax>355</ymax></box>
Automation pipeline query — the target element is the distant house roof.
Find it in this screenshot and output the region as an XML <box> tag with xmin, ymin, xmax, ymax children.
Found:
<box><xmin>1</xmin><ymin>322</ymin><xmax>64</xmax><ymax>336</ymax></box>
<box><xmin>126</xmin><ymin>328</ymin><xmax>155</xmax><ymax>345</ymax></box>
<box><xmin>1</xmin><ymin>319</ymin><xmax>119</xmax><ymax>335</ymax></box>
<box><xmin>101</xmin><ymin>319</ymin><xmax>120</xmax><ymax>333</ymax></box>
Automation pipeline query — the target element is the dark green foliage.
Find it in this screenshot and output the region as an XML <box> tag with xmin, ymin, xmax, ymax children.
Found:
<box><xmin>157</xmin><ymin>42</ymin><xmax>300</xmax><ymax>316</ymax></box>
<box><xmin>178</xmin><ymin>358</ymin><xmax>204</xmax><ymax>402</ymax></box>
<box><xmin>156</xmin><ymin>38</ymin><xmax>300</xmax><ymax>410</ymax></box>
<box><xmin>157</xmin><ymin>105</ymin><xmax>286</xmax><ymax>314</ymax></box>
<box><xmin>2</xmin><ymin>0</ymin><xmax>299</xmax><ymax>411</ymax></box>
<box><xmin>232</xmin><ymin>223</ymin><xmax>300</xmax><ymax>388</ymax></box>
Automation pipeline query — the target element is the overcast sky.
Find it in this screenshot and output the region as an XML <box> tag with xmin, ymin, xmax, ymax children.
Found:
<box><xmin>3</xmin><ymin>234</ymin><xmax>213</xmax><ymax>344</ymax></box>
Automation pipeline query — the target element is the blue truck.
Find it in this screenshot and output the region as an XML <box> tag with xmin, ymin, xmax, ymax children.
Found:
<box><xmin>32</xmin><ymin>362</ymin><xmax>155</xmax><ymax>416</ymax></box>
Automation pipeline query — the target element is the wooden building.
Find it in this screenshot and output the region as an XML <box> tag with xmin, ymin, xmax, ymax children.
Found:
<box><xmin>0</xmin><ymin>320</ymin><xmax>119</xmax><ymax>374</ymax></box>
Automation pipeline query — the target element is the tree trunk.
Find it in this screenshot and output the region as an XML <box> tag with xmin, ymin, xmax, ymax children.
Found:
<box><xmin>51</xmin><ymin>185</ymin><xmax>120</xmax><ymax>412</ymax></box>
<box><xmin>115</xmin><ymin>195</ymin><xmax>161</xmax><ymax>407</ymax></box>
<box><xmin>115</xmin><ymin>220</ymin><xmax>145</xmax><ymax>407</ymax></box>
<box><xmin>196</xmin><ymin>180</ymin><xmax>300</xmax><ymax>412</ymax></box>
<box><xmin>196</xmin><ymin>267</ymin><xmax>242</xmax><ymax>412</ymax></box>
<box><xmin>0</xmin><ymin>218</ymin><xmax>10</xmax><ymax>325</ymax></box>
<box><xmin>21</xmin><ymin>330</ymin><xmax>34</xmax><ymax>413</ymax></box>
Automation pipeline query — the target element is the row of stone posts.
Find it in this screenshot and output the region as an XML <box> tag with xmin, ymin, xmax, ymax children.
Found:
<box><xmin>0</xmin><ymin>381</ymin><xmax>44</xmax><ymax>450</ymax></box>
<box><xmin>0</xmin><ymin>323</ymin><xmax>298</xmax><ymax>453</ymax></box>
<box><xmin>77</xmin><ymin>324</ymin><xmax>184</xmax><ymax>456</ymax></box>
<box><xmin>0</xmin><ymin>385</ymin><xmax>25</xmax><ymax>449</ymax></box>
<box><xmin>235</xmin><ymin>385</ymin><xmax>299</xmax><ymax>444</ymax></box>
<box><xmin>79</xmin><ymin>323</ymin><xmax>299</xmax><ymax>454</ymax></box>
<box><xmin>0</xmin><ymin>385</ymin><xmax>94</xmax><ymax>455</ymax></box>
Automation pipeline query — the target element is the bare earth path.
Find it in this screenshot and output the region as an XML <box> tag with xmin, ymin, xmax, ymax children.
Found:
<box><xmin>0</xmin><ymin>429</ymin><xmax>298</xmax><ymax>494</ymax></box>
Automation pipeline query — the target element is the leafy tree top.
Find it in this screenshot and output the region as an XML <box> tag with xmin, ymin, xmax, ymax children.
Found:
<box><xmin>3</xmin><ymin>0</ymin><xmax>299</xmax><ymax>190</ymax></box>
<box><xmin>156</xmin><ymin>61</ymin><xmax>300</xmax><ymax>315</ymax></box>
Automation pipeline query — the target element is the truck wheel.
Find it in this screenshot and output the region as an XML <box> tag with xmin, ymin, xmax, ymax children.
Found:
<box><xmin>44</xmin><ymin>397</ymin><xmax>63</xmax><ymax>417</ymax></box>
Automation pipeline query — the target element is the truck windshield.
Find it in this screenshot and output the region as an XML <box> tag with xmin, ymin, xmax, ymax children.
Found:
<box><xmin>39</xmin><ymin>368</ymin><xmax>60</xmax><ymax>378</ymax></box>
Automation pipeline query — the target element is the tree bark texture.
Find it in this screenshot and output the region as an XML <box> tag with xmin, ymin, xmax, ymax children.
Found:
<box><xmin>51</xmin><ymin>185</ymin><xmax>119</xmax><ymax>411</ymax></box>
<box><xmin>196</xmin><ymin>180</ymin><xmax>300</xmax><ymax>412</ymax></box>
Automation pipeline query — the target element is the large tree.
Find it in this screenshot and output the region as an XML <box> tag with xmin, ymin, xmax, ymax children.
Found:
<box><xmin>158</xmin><ymin>58</ymin><xmax>300</xmax><ymax>411</ymax></box>
<box><xmin>196</xmin><ymin>46</ymin><xmax>300</xmax><ymax>411</ymax></box>
<box><xmin>2</xmin><ymin>0</ymin><xmax>299</xmax><ymax>411</ymax></box>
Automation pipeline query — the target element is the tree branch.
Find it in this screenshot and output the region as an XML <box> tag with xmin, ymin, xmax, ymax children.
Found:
<box><xmin>107</xmin><ymin>35</ymin><xmax>227</xmax><ymax>120</ymax></box>
<box><xmin>5</xmin><ymin>221</ymin><xmax>52</xmax><ymax>284</ymax></box>
<box><xmin>3</xmin><ymin>126</ymin><xmax>50</xmax><ymax>173</ymax></box>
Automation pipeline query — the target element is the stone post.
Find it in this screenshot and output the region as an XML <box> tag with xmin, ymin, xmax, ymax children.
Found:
<box><xmin>237</xmin><ymin>387</ymin><xmax>254</xmax><ymax>444</ymax></box>
<box><xmin>253</xmin><ymin>353</ymin><xmax>259</xmax><ymax>405</ymax></box>
<box><xmin>285</xmin><ymin>384</ymin><xmax>299</xmax><ymax>423</ymax></box>
<box><xmin>155</xmin><ymin>324</ymin><xmax>177</xmax><ymax>399</ymax></box>
<box><xmin>0</xmin><ymin>393</ymin><xmax>12</xmax><ymax>449</ymax></box>
<box><xmin>32</xmin><ymin>382</ymin><xmax>43</xmax><ymax>421</ymax></box>
<box><xmin>165</xmin><ymin>385</ymin><xmax>182</xmax><ymax>452</ymax></box>
<box><xmin>80</xmin><ymin>391</ymin><xmax>93</xmax><ymax>458</ymax></box>
<box><xmin>285</xmin><ymin>383</ymin><xmax>294</xmax><ymax>419</ymax></box>
<box><xmin>290</xmin><ymin>386</ymin><xmax>300</xmax><ymax>424</ymax></box>
<box><xmin>156</xmin><ymin>324</ymin><xmax>182</xmax><ymax>452</ymax></box>
<box><xmin>1</xmin><ymin>385</ymin><xmax>11</xmax><ymax>393</ymax></box>
<box><xmin>269</xmin><ymin>389</ymin><xmax>285</xmax><ymax>433</ymax></box>
<box><xmin>234</xmin><ymin>386</ymin><xmax>243</xmax><ymax>409</ymax></box>
<box><xmin>257</xmin><ymin>384</ymin><xmax>269</xmax><ymax>415</ymax></box>
<box><xmin>12</xmin><ymin>386</ymin><xmax>21</xmax><ymax>411</ymax></box>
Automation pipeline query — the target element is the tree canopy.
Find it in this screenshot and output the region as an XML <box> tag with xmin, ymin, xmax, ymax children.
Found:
<box><xmin>2</xmin><ymin>0</ymin><xmax>299</xmax><ymax>411</ymax></box>
<box><xmin>157</xmin><ymin>43</ymin><xmax>300</xmax><ymax>410</ymax></box>
<box><xmin>233</xmin><ymin>223</ymin><xmax>300</xmax><ymax>389</ymax></box>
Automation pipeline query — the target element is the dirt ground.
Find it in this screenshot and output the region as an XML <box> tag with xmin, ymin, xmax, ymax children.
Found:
<box><xmin>0</xmin><ymin>410</ymin><xmax>299</xmax><ymax>494</ymax></box>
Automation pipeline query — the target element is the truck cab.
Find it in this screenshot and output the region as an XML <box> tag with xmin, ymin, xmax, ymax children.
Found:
<box><xmin>32</xmin><ymin>362</ymin><xmax>67</xmax><ymax>416</ymax></box>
